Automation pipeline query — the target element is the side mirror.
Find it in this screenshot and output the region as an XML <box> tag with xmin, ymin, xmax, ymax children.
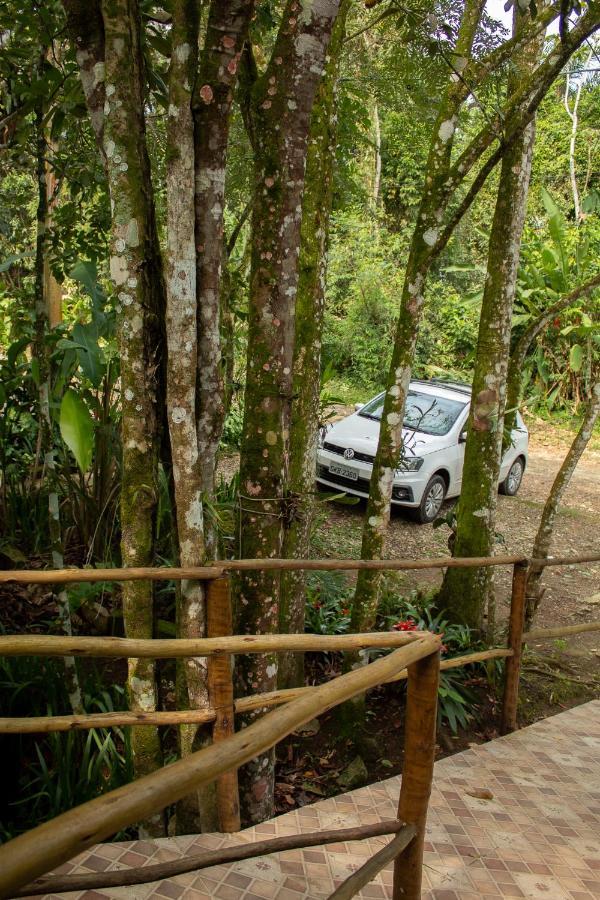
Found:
<box><xmin>459</xmin><ymin>430</ymin><xmax>467</xmax><ymax>443</ymax></box>
<box><xmin>354</xmin><ymin>402</ymin><xmax>364</xmax><ymax>411</ymax></box>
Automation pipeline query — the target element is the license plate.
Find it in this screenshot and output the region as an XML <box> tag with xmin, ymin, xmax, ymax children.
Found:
<box><xmin>329</xmin><ymin>463</ymin><xmax>358</xmax><ymax>481</ymax></box>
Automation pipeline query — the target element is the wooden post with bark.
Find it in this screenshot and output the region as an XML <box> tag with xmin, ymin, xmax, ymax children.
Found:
<box><xmin>206</xmin><ymin>576</ymin><xmax>240</xmax><ymax>833</ymax></box>
<box><xmin>501</xmin><ymin>561</ymin><xmax>528</xmax><ymax>734</ymax></box>
<box><xmin>393</xmin><ymin>648</ymin><xmax>440</xmax><ymax>900</ymax></box>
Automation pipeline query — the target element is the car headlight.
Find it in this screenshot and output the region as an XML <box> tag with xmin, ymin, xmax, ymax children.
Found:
<box><xmin>317</xmin><ymin>428</ymin><xmax>324</xmax><ymax>449</ymax></box>
<box><xmin>395</xmin><ymin>456</ymin><xmax>424</xmax><ymax>474</ymax></box>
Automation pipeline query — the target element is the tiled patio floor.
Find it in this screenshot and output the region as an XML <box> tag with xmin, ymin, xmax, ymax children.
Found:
<box><xmin>25</xmin><ymin>701</ymin><xmax>600</xmax><ymax>899</ymax></box>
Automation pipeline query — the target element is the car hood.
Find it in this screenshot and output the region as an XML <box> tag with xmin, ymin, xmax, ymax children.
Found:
<box><xmin>324</xmin><ymin>412</ymin><xmax>452</xmax><ymax>457</ymax></box>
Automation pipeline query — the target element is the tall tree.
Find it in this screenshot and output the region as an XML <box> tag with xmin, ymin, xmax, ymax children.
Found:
<box><xmin>165</xmin><ymin>0</ymin><xmax>255</xmax><ymax>835</ymax></box>
<box><xmin>351</xmin><ymin>0</ymin><xmax>486</xmax><ymax>639</ymax></box>
<box><xmin>279</xmin><ymin>0</ymin><xmax>351</xmax><ymax>691</ymax></box>
<box><xmin>525</xmin><ymin>381</ymin><xmax>600</xmax><ymax>628</ymax></box>
<box><xmin>438</xmin><ymin>9</ymin><xmax>544</xmax><ymax>633</ymax></box>
<box><xmin>236</xmin><ymin>0</ymin><xmax>341</xmax><ymax>824</ymax></box>
<box><xmin>350</xmin><ymin>1</ymin><xmax>600</xmax><ymax>635</ymax></box>
<box><xmin>34</xmin><ymin>84</ymin><xmax>83</xmax><ymax>717</ymax></box>
<box><xmin>64</xmin><ymin>0</ymin><xmax>168</xmax><ymax>835</ymax></box>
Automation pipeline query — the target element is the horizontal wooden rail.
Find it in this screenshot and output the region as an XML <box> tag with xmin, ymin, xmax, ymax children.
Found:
<box><xmin>327</xmin><ymin>826</ymin><xmax>417</xmax><ymax>900</ymax></box>
<box><xmin>1</xmin><ymin>553</ymin><xmax>598</xmax><ymax>585</ymax></box>
<box><xmin>522</xmin><ymin>621</ymin><xmax>600</xmax><ymax>641</ymax></box>
<box><xmin>0</xmin><ymin>630</ymin><xmax>426</xmax><ymax>659</ymax></box>
<box><xmin>15</xmin><ymin>820</ymin><xmax>409</xmax><ymax>897</ymax></box>
<box><xmin>0</xmin><ymin>635</ymin><xmax>440</xmax><ymax>898</ymax></box>
<box><xmin>0</xmin><ymin>647</ymin><xmax>512</xmax><ymax>734</ymax></box>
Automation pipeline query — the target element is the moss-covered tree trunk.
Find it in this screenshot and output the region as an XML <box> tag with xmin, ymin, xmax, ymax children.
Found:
<box><xmin>525</xmin><ymin>382</ymin><xmax>600</xmax><ymax>629</ymax></box>
<box><xmin>438</xmin><ymin>14</ymin><xmax>544</xmax><ymax>634</ymax></box>
<box><xmin>101</xmin><ymin>0</ymin><xmax>166</xmax><ymax>836</ymax></box>
<box><xmin>350</xmin><ymin>0</ymin><xmax>485</xmax><ymax>639</ymax></box>
<box><xmin>348</xmin><ymin>5</ymin><xmax>600</xmax><ymax>644</ymax></box>
<box><xmin>278</xmin><ymin>0</ymin><xmax>350</xmax><ymax>691</ymax></box>
<box><xmin>236</xmin><ymin>0</ymin><xmax>341</xmax><ymax>825</ymax></box>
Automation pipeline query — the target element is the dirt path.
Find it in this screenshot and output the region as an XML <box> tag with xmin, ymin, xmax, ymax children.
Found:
<box><xmin>316</xmin><ymin>418</ymin><xmax>600</xmax><ymax>661</ymax></box>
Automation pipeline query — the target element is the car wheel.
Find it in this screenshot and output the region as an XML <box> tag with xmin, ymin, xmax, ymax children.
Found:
<box><xmin>499</xmin><ymin>457</ymin><xmax>524</xmax><ymax>496</ymax></box>
<box><xmin>411</xmin><ymin>474</ymin><xmax>447</xmax><ymax>524</ymax></box>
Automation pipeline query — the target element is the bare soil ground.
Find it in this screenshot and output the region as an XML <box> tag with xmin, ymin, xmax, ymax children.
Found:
<box><xmin>315</xmin><ymin>414</ymin><xmax>600</xmax><ymax>644</ymax></box>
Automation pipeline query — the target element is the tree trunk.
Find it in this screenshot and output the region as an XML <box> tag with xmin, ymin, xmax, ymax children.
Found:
<box><xmin>62</xmin><ymin>0</ymin><xmax>106</xmax><ymax>166</ymax></box>
<box><xmin>167</xmin><ymin>0</ymin><xmax>255</xmax><ymax>835</ymax></box>
<box><xmin>350</xmin><ymin>0</ymin><xmax>485</xmax><ymax>638</ymax></box>
<box><xmin>164</xmin><ymin>0</ymin><xmax>214</xmax><ymax>836</ymax></box>
<box><xmin>439</xmin><ymin>13</ymin><xmax>545</xmax><ymax>635</ymax></box>
<box><xmin>101</xmin><ymin>0</ymin><xmax>166</xmax><ymax>837</ymax></box>
<box><xmin>194</xmin><ymin>0</ymin><xmax>255</xmax><ymax>530</ymax></box>
<box><xmin>34</xmin><ymin>95</ymin><xmax>83</xmax><ymax>717</ymax></box>
<box><xmin>236</xmin><ymin>0</ymin><xmax>341</xmax><ymax>825</ymax></box>
<box><xmin>279</xmin><ymin>0</ymin><xmax>350</xmax><ymax>691</ymax></box>
<box><xmin>525</xmin><ymin>382</ymin><xmax>600</xmax><ymax>629</ymax></box>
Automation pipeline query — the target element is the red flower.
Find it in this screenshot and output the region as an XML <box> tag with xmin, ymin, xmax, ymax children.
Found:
<box><xmin>392</xmin><ymin>618</ymin><xmax>419</xmax><ymax>632</ymax></box>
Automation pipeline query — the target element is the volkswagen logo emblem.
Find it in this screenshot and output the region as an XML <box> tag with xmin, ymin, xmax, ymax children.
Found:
<box><xmin>343</xmin><ymin>448</ymin><xmax>355</xmax><ymax>460</ymax></box>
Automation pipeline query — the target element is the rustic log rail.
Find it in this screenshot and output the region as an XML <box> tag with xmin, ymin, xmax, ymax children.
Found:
<box><xmin>1</xmin><ymin>550</ymin><xmax>598</xmax><ymax>583</ymax></box>
<box><xmin>0</xmin><ymin>648</ymin><xmax>513</xmax><ymax>734</ymax></box>
<box><xmin>0</xmin><ymin>636</ymin><xmax>441</xmax><ymax>900</ymax></box>
<box><xmin>1</xmin><ymin>552</ymin><xmax>598</xmax><ymax>898</ymax></box>
<box><xmin>13</xmin><ymin>820</ymin><xmax>412</xmax><ymax>897</ymax></box>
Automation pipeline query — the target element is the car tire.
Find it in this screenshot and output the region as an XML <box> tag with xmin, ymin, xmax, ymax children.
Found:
<box><xmin>410</xmin><ymin>474</ymin><xmax>447</xmax><ymax>524</ymax></box>
<box><xmin>499</xmin><ymin>456</ymin><xmax>525</xmax><ymax>496</ymax></box>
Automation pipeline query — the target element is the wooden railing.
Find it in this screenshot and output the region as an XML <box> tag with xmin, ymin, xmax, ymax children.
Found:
<box><xmin>0</xmin><ymin>552</ymin><xmax>598</xmax><ymax>900</ymax></box>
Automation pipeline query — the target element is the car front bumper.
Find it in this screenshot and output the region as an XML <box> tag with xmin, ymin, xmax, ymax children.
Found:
<box><xmin>316</xmin><ymin>450</ymin><xmax>427</xmax><ymax>507</ymax></box>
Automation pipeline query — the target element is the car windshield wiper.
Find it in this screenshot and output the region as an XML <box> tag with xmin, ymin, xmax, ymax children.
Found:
<box><xmin>358</xmin><ymin>411</ymin><xmax>381</xmax><ymax>421</ymax></box>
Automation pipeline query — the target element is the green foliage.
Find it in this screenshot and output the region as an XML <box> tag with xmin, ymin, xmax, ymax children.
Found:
<box><xmin>60</xmin><ymin>389</ymin><xmax>94</xmax><ymax>472</ymax></box>
<box><xmin>221</xmin><ymin>400</ymin><xmax>244</xmax><ymax>449</ymax></box>
<box><xmin>304</xmin><ymin>571</ymin><xmax>353</xmax><ymax>635</ymax></box>
<box><xmin>513</xmin><ymin>186</ymin><xmax>600</xmax><ymax>411</ymax></box>
<box><xmin>375</xmin><ymin>586</ymin><xmax>484</xmax><ymax>733</ymax></box>
<box><xmin>0</xmin><ymin>653</ymin><xmax>132</xmax><ymax>839</ymax></box>
<box><xmin>0</xmin><ymin>263</ymin><xmax>120</xmax><ymax>561</ymax></box>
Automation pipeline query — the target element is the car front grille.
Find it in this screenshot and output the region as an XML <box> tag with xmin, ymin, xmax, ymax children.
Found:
<box><xmin>323</xmin><ymin>441</ymin><xmax>375</xmax><ymax>464</ymax></box>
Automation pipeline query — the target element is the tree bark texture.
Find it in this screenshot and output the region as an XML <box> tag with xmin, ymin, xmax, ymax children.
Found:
<box><xmin>194</xmin><ymin>0</ymin><xmax>255</xmax><ymax>520</ymax></box>
<box><xmin>525</xmin><ymin>382</ymin><xmax>600</xmax><ymax>629</ymax></box>
<box><xmin>439</xmin><ymin>12</ymin><xmax>544</xmax><ymax>634</ymax></box>
<box><xmin>278</xmin><ymin>0</ymin><xmax>350</xmax><ymax>691</ymax></box>
<box><xmin>236</xmin><ymin>0</ymin><xmax>341</xmax><ymax>825</ymax></box>
<box><xmin>351</xmin><ymin>0</ymin><xmax>485</xmax><ymax>636</ymax></box>
<box><xmin>101</xmin><ymin>0</ymin><xmax>166</xmax><ymax>836</ymax></box>
<box><xmin>165</xmin><ymin>0</ymin><xmax>214</xmax><ymax>835</ymax></box>
<box><xmin>62</xmin><ymin>0</ymin><xmax>107</xmax><ymax>164</ymax></box>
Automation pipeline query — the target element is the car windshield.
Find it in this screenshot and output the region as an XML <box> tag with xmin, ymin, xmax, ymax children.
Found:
<box><xmin>358</xmin><ymin>390</ymin><xmax>467</xmax><ymax>436</ymax></box>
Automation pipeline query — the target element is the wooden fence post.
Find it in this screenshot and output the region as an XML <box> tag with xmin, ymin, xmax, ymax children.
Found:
<box><xmin>206</xmin><ymin>575</ymin><xmax>240</xmax><ymax>832</ymax></box>
<box><xmin>393</xmin><ymin>647</ymin><xmax>440</xmax><ymax>900</ymax></box>
<box><xmin>500</xmin><ymin>560</ymin><xmax>528</xmax><ymax>734</ymax></box>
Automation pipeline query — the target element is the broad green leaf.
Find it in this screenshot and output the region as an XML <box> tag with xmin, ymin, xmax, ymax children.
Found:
<box><xmin>72</xmin><ymin>322</ymin><xmax>103</xmax><ymax>386</ymax></box>
<box><xmin>569</xmin><ymin>344</ymin><xmax>583</xmax><ymax>372</ymax></box>
<box><xmin>0</xmin><ymin>251</ymin><xmax>34</xmax><ymax>273</ymax></box>
<box><xmin>60</xmin><ymin>390</ymin><xmax>94</xmax><ymax>472</ymax></box>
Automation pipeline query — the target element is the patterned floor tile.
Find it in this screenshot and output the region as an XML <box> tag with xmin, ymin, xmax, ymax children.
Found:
<box><xmin>18</xmin><ymin>701</ymin><xmax>600</xmax><ymax>899</ymax></box>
